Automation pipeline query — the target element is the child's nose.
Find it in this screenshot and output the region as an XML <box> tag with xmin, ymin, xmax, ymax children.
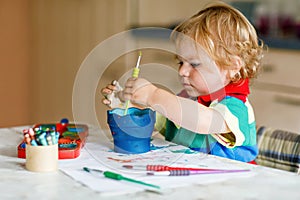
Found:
<box><xmin>178</xmin><ymin>63</ymin><xmax>190</xmax><ymax>77</ymax></box>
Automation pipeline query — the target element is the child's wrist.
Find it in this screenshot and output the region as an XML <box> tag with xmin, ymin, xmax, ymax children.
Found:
<box><xmin>147</xmin><ymin>86</ymin><xmax>159</xmax><ymax>107</ymax></box>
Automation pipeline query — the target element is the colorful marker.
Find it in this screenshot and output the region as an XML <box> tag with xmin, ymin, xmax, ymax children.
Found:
<box><xmin>23</xmin><ymin>129</ymin><xmax>38</xmax><ymax>146</ymax></box>
<box><xmin>22</xmin><ymin>127</ymin><xmax>59</xmax><ymax>146</ymax></box>
<box><xmin>37</xmin><ymin>132</ymin><xmax>48</xmax><ymax>146</ymax></box>
<box><xmin>46</xmin><ymin>134</ymin><xmax>53</xmax><ymax>145</ymax></box>
<box><xmin>50</xmin><ymin>131</ymin><xmax>56</xmax><ymax>144</ymax></box>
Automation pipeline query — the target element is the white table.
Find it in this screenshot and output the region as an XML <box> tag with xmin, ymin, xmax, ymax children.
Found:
<box><xmin>0</xmin><ymin>125</ymin><xmax>299</xmax><ymax>200</ymax></box>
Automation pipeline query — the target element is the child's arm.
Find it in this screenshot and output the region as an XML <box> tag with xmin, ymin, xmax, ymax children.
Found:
<box><xmin>123</xmin><ymin>78</ymin><xmax>230</xmax><ymax>134</ymax></box>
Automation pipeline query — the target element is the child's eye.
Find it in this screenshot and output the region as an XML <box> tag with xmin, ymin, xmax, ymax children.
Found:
<box><xmin>191</xmin><ymin>63</ymin><xmax>200</xmax><ymax>67</ymax></box>
<box><xmin>177</xmin><ymin>61</ymin><xmax>183</xmax><ymax>66</ymax></box>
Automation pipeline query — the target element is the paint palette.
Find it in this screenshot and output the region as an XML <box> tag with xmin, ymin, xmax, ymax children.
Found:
<box><xmin>17</xmin><ymin>121</ymin><xmax>88</xmax><ymax>159</ymax></box>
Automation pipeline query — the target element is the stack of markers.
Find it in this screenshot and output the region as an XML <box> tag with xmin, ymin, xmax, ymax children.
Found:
<box><xmin>23</xmin><ymin>127</ymin><xmax>59</xmax><ymax>146</ymax></box>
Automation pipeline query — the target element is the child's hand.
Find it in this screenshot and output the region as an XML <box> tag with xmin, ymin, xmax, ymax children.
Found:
<box><xmin>123</xmin><ymin>78</ymin><xmax>157</xmax><ymax>107</ymax></box>
<box><xmin>101</xmin><ymin>80</ymin><xmax>124</xmax><ymax>108</ymax></box>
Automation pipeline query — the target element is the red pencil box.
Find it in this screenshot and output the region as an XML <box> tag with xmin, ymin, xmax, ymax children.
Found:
<box><xmin>17</xmin><ymin>122</ymin><xmax>88</xmax><ymax>159</ymax></box>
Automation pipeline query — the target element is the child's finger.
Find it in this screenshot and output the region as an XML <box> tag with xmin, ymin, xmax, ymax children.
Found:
<box><xmin>101</xmin><ymin>88</ymin><xmax>113</xmax><ymax>96</ymax></box>
<box><xmin>106</xmin><ymin>84</ymin><xmax>117</xmax><ymax>91</ymax></box>
<box><xmin>102</xmin><ymin>98</ymin><xmax>112</xmax><ymax>107</ymax></box>
<box><xmin>122</xmin><ymin>89</ymin><xmax>132</xmax><ymax>101</ymax></box>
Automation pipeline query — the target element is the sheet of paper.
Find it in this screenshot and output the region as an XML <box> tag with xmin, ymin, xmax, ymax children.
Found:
<box><xmin>59</xmin><ymin>128</ymin><xmax>256</xmax><ymax>196</ymax></box>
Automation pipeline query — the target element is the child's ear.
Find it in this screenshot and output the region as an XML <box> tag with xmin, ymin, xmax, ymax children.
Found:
<box><xmin>229</xmin><ymin>56</ymin><xmax>243</xmax><ymax>78</ymax></box>
<box><xmin>232</xmin><ymin>56</ymin><xmax>243</xmax><ymax>72</ymax></box>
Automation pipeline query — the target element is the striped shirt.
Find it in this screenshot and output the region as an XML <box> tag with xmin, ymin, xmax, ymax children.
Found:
<box><xmin>164</xmin><ymin>80</ymin><xmax>258</xmax><ymax>162</ymax></box>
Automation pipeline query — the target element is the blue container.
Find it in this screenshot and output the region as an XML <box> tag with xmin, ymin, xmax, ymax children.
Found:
<box><xmin>107</xmin><ymin>107</ymin><xmax>156</xmax><ymax>154</ymax></box>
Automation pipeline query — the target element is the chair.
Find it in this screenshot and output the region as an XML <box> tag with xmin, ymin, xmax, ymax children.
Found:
<box><xmin>256</xmin><ymin>126</ymin><xmax>300</xmax><ymax>173</ymax></box>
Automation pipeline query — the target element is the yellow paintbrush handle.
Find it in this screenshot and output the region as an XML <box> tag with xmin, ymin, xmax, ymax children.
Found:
<box><xmin>124</xmin><ymin>68</ymin><xmax>140</xmax><ymax>115</ymax></box>
<box><xmin>124</xmin><ymin>52</ymin><xmax>142</xmax><ymax>115</ymax></box>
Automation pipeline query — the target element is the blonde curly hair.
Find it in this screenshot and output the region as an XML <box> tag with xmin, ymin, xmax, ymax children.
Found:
<box><xmin>171</xmin><ymin>1</ymin><xmax>264</xmax><ymax>82</ymax></box>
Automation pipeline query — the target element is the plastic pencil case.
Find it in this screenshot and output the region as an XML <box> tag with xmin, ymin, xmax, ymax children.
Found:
<box><xmin>18</xmin><ymin>123</ymin><xmax>88</xmax><ymax>159</ymax></box>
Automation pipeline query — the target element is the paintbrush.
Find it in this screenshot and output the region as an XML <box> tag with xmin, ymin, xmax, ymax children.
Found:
<box><xmin>146</xmin><ymin>169</ymin><xmax>250</xmax><ymax>176</ymax></box>
<box><xmin>83</xmin><ymin>167</ymin><xmax>160</xmax><ymax>190</ymax></box>
<box><xmin>123</xmin><ymin>164</ymin><xmax>222</xmax><ymax>171</ymax></box>
<box><xmin>123</xmin><ymin>51</ymin><xmax>142</xmax><ymax>115</ymax></box>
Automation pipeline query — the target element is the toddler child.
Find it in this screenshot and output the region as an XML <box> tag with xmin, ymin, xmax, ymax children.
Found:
<box><xmin>101</xmin><ymin>1</ymin><xmax>264</xmax><ymax>162</ymax></box>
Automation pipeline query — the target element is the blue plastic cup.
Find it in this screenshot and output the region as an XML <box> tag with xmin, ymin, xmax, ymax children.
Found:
<box><xmin>107</xmin><ymin>107</ymin><xmax>156</xmax><ymax>154</ymax></box>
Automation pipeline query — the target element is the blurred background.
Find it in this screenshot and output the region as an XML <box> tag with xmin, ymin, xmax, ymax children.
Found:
<box><xmin>1</xmin><ymin>0</ymin><xmax>300</xmax><ymax>132</ymax></box>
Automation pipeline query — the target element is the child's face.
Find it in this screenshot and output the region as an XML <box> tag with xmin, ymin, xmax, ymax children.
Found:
<box><xmin>176</xmin><ymin>40</ymin><xmax>230</xmax><ymax>97</ymax></box>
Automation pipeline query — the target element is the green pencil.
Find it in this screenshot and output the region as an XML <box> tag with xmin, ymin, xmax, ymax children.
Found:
<box><xmin>83</xmin><ymin>167</ymin><xmax>160</xmax><ymax>190</ymax></box>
